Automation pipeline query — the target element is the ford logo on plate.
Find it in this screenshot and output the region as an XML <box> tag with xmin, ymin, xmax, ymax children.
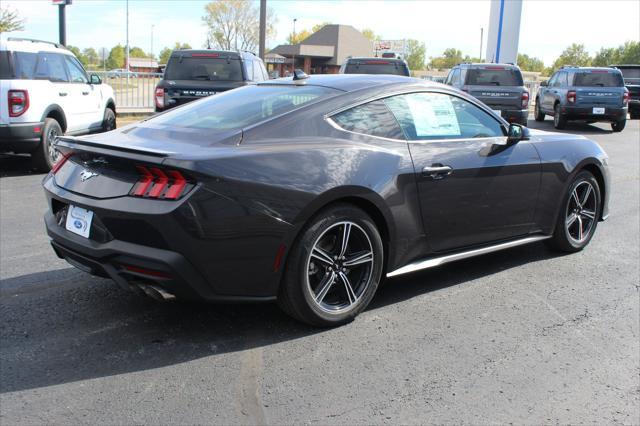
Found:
<box><xmin>74</xmin><ymin>220</ymin><xmax>83</xmax><ymax>229</ymax></box>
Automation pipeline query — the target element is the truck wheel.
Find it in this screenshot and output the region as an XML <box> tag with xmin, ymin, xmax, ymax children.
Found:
<box><xmin>611</xmin><ymin>119</ymin><xmax>626</xmax><ymax>132</ymax></box>
<box><xmin>102</xmin><ymin>108</ymin><xmax>116</xmax><ymax>132</ymax></box>
<box><xmin>553</xmin><ymin>104</ymin><xmax>567</xmax><ymax>129</ymax></box>
<box><xmin>31</xmin><ymin>118</ymin><xmax>62</xmax><ymax>172</ymax></box>
<box><xmin>534</xmin><ymin>99</ymin><xmax>545</xmax><ymax>122</ymax></box>
<box><xmin>629</xmin><ymin>112</ymin><xmax>639</xmax><ymax>120</ymax></box>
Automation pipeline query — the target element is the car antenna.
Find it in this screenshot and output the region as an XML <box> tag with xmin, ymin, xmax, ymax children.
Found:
<box><xmin>293</xmin><ymin>69</ymin><xmax>309</xmax><ymax>84</ymax></box>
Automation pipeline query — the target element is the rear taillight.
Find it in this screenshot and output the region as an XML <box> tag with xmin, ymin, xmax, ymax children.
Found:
<box><xmin>567</xmin><ymin>90</ymin><xmax>577</xmax><ymax>104</ymax></box>
<box><xmin>154</xmin><ymin>87</ymin><xmax>165</xmax><ymax>109</ymax></box>
<box><xmin>51</xmin><ymin>152</ymin><xmax>73</xmax><ymax>174</ymax></box>
<box><xmin>623</xmin><ymin>91</ymin><xmax>629</xmax><ymax>105</ymax></box>
<box><xmin>521</xmin><ymin>92</ymin><xmax>529</xmax><ymax>109</ymax></box>
<box><xmin>131</xmin><ymin>165</ymin><xmax>190</xmax><ymax>200</ymax></box>
<box><xmin>8</xmin><ymin>90</ymin><xmax>29</xmax><ymax>117</ymax></box>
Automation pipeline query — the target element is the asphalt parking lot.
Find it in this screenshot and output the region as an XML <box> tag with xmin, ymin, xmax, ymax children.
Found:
<box><xmin>1</xmin><ymin>118</ymin><xmax>638</xmax><ymax>424</ymax></box>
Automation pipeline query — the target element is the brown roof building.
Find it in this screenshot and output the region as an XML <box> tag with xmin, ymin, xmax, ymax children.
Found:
<box><xmin>270</xmin><ymin>24</ymin><xmax>373</xmax><ymax>75</ymax></box>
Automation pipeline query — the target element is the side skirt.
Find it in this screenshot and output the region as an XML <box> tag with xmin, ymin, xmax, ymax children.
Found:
<box><xmin>386</xmin><ymin>235</ymin><xmax>551</xmax><ymax>278</ymax></box>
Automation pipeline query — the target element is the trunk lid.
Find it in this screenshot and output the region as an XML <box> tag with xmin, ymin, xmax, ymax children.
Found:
<box><xmin>466</xmin><ymin>85</ymin><xmax>523</xmax><ymax>109</ymax></box>
<box><xmin>574</xmin><ymin>87</ymin><xmax>624</xmax><ymax>107</ymax></box>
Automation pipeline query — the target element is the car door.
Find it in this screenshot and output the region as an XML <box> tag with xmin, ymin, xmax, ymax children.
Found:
<box><xmin>63</xmin><ymin>54</ymin><xmax>102</xmax><ymax>131</ymax></box>
<box><xmin>33</xmin><ymin>52</ymin><xmax>73</xmax><ymax>128</ymax></box>
<box><xmin>384</xmin><ymin>91</ymin><xmax>541</xmax><ymax>252</ymax></box>
<box><xmin>542</xmin><ymin>73</ymin><xmax>558</xmax><ymax>111</ymax></box>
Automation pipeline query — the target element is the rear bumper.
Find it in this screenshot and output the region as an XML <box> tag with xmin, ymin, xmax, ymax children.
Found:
<box><xmin>497</xmin><ymin>109</ymin><xmax>528</xmax><ymax>123</ymax></box>
<box><xmin>561</xmin><ymin>105</ymin><xmax>627</xmax><ymax>121</ymax></box>
<box><xmin>0</xmin><ymin>122</ymin><xmax>43</xmax><ymax>153</ymax></box>
<box><xmin>45</xmin><ymin>210</ymin><xmax>275</xmax><ymax>302</ymax></box>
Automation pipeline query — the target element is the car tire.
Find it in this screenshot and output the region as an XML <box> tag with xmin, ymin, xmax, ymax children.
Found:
<box><xmin>553</xmin><ymin>103</ymin><xmax>567</xmax><ymax>129</ymax></box>
<box><xmin>31</xmin><ymin>118</ymin><xmax>63</xmax><ymax>172</ymax></box>
<box><xmin>102</xmin><ymin>107</ymin><xmax>116</xmax><ymax>132</ymax></box>
<box><xmin>278</xmin><ymin>204</ymin><xmax>384</xmax><ymax>327</ymax></box>
<box><xmin>611</xmin><ymin>118</ymin><xmax>626</xmax><ymax>132</ymax></box>
<box><xmin>534</xmin><ymin>99</ymin><xmax>545</xmax><ymax>122</ymax></box>
<box><xmin>546</xmin><ymin>170</ymin><xmax>601</xmax><ymax>253</ymax></box>
<box><xmin>630</xmin><ymin>112</ymin><xmax>639</xmax><ymax>120</ymax></box>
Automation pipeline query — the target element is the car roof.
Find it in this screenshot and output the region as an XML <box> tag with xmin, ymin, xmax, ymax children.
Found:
<box><xmin>259</xmin><ymin>73</ymin><xmax>435</xmax><ymax>92</ymax></box>
<box><xmin>0</xmin><ymin>36</ymin><xmax>71</xmax><ymax>55</ymax></box>
<box><xmin>566</xmin><ymin>66</ymin><xmax>622</xmax><ymax>73</ymax></box>
<box><xmin>169</xmin><ymin>49</ymin><xmax>257</xmax><ymax>60</ymax></box>
<box><xmin>457</xmin><ymin>62</ymin><xmax>520</xmax><ymax>69</ymax></box>
<box><xmin>346</xmin><ymin>57</ymin><xmax>407</xmax><ymax>63</ymax></box>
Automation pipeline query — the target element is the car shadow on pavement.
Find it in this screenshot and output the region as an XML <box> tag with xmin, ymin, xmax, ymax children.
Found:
<box><xmin>0</xmin><ymin>241</ymin><xmax>565</xmax><ymax>394</ymax></box>
<box><xmin>526</xmin><ymin>119</ymin><xmax>613</xmax><ymax>135</ymax></box>
<box><xmin>0</xmin><ymin>154</ymin><xmax>44</xmax><ymax>178</ymax></box>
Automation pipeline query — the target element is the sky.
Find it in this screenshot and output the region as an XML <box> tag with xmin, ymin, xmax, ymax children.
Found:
<box><xmin>1</xmin><ymin>0</ymin><xmax>639</xmax><ymax>66</ymax></box>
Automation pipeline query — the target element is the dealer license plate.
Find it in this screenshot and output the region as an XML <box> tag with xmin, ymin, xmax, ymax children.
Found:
<box><xmin>65</xmin><ymin>205</ymin><xmax>93</xmax><ymax>238</ymax></box>
<box><xmin>592</xmin><ymin>107</ymin><xmax>605</xmax><ymax>115</ymax></box>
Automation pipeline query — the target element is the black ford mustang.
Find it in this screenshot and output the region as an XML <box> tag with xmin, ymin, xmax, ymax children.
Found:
<box><xmin>43</xmin><ymin>74</ymin><xmax>610</xmax><ymax>326</ymax></box>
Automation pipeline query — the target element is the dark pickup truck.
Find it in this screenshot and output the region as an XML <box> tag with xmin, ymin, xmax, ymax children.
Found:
<box><xmin>155</xmin><ymin>50</ymin><xmax>268</xmax><ymax>112</ymax></box>
<box><xmin>612</xmin><ymin>64</ymin><xmax>640</xmax><ymax>119</ymax></box>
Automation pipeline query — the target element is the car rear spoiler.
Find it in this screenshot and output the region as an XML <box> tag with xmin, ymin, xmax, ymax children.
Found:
<box><xmin>55</xmin><ymin>136</ymin><xmax>170</xmax><ymax>165</ymax></box>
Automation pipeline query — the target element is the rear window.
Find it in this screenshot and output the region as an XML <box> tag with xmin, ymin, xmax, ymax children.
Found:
<box><xmin>573</xmin><ymin>71</ymin><xmax>623</xmax><ymax>87</ymax></box>
<box><xmin>0</xmin><ymin>51</ymin><xmax>11</xmax><ymax>78</ymax></box>
<box><xmin>164</xmin><ymin>56</ymin><xmax>243</xmax><ymax>81</ymax></box>
<box><xmin>618</xmin><ymin>68</ymin><xmax>640</xmax><ymax>80</ymax></box>
<box><xmin>465</xmin><ymin>68</ymin><xmax>523</xmax><ymax>86</ymax></box>
<box><xmin>149</xmin><ymin>84</ymin><xmax>340</xmax><ymax>130</ymax></box>
<box><xmin>344</xmin><ymin>61</ymin><xmax>410</xmax><ymax>76</ymax></box>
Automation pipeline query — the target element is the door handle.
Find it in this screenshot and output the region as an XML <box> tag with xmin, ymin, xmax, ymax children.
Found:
<box><xmin>59</xmin><ymin>92</ymin><xmax>68</xmax><ymax>97</ymax></box>
<box><xmin>82</xmin><ymin>91</ymin><xmax>89</xmax><ymax>95</ymax></box>
<box><xmin>422</xmin><ymin>164</ymin><xmax>452</xmax><ymax>179</ymax></box>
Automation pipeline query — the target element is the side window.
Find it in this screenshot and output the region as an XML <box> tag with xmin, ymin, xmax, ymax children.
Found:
<box><xmin>244</xmin><ymin>60</ymin><xmax>254</xmax><ymax>81</ymax></box>
<box><xmin>559</xmin><ymin>72</ymin><xmax>568</xmax><ymax>87</ymax></box>
<box><xmin>451</xmin><ymin>68</ymin><xmax>461</xmax><ymax>86</ymax></box>
<box><xmin>547</xmin><ymin>73</ymin><xmax>558</xmax><ymax>87</ymax></box>
<box><xmin>252</xmin><ymin>60</ymin><xmax>264</xmax><ymax>82</ymax></box>
<box><xmin>34</xmin><ymin>52</ymin><xmax>69</xmax><ymax>82</ymax></box>
<box><xmin>65</xmin><ymin>55</ymin><xmax>88</xmax><ymax>83</ymax></box>
<box><xmin>445</xmin><ymin>69</ymin><xmax>454</xmax><ymax>85</ymax></box>
<box><xmin>552</xmin><ymin>72</ymin><xmax>564</xmax><ymax>87</ymax></box>
<box><xmin>13</xmin><ymin>52</ymin><xmax>38</xmax><ymax>79</ymax></box>
<box><xmin>384</xmin><ymin>92</ymin><xmax>504</xmax><ymax>140</ymax></box>
<box><xmin>331</xmin><ymin>100</ymin><xmax>404</xmax><ymax>140</ymax></box>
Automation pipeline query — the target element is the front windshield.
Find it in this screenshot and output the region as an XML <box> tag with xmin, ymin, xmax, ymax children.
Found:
<box><xmin>149</xmin><ymin>84</ymin><xmax>341</xmax><ymax>131</ymax></box>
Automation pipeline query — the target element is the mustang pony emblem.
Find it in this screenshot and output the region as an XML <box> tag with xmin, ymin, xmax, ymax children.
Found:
<box><xmin>80</xmin><ymin>170</ymin><xmax>99</xmax><ymax>182</ymax></box>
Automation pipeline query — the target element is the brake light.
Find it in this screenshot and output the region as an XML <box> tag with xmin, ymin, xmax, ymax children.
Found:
<box><xmin>51</xmin><ymin>151</ymin><xmax>73</xmax><ymax>174</ymax></box>
<box><xmin>8</xmin><ymin>90</ymin><xmax>29</xmax><ymax>117</ymax></box>
<box><xmin>567</xmin><ymin>91</ymin><xmax>577</xmax><ymax>104</ymax></box>
<box><xmin>521</xmin><ymin>92</ymin><xmax>529</xmax><ymax>109</ymax></box>
<box><xmin>623</xmin><ymin>91</ymin><xmax>629</xmax><ymax>105</ymax></box>
<box><xmin>131</xmin><ymin>165</ymin><xmax>190</xmax><ymax>199</ymax></box>
<box><xmin>192</xmin><ymin>53</ymin><xmax>220</xmax><ymax>58</ymax></box>
<box><xmin>486</xmin><ymin>66</ymin><xmax>505</xmax><ymax>70</ymax></box>
<box><xmin>365</xmin><ymin>60</ymin><xmax>390</xmax><ymax>65</ymax></box>
<box><xmin>155</xmin><ymin>87</ymin><xmax>165</xmax><ymax>109</ymax></box>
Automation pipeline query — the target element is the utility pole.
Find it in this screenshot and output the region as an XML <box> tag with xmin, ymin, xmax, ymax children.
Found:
<box><xmin>291</xmin><ymin>18</ymin><xmax>297</xmax><ymax>73</ymax></box>
<box><xmin>126</xmin><ymin>0</ymin><xmax>130</xmax><ymax>83</ymax></box>
<box><xmin>151</xmin><ymin>24</ymin><xmax>155</xmax><ymax>59</ymax></box>
<box><xmin>479</xmin><ymin>27</ymin><xmax>484</xmax><ymax>62</ymax></box>
<box><xmin>258</xmin><ymin>0</ymin><xmax>266</xmax><ymax>60</ymax></box>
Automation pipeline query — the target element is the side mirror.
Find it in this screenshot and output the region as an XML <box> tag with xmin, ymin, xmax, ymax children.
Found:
<box><xmin>90</xmin><ymin>74</ymin><xmax>102</xmax><ymax>85</ymax></box>
<box><xmin>539</xmin><ymin>80</ymin><xmax>548</xmax><ymax>87</ymax></box>
<box><xmin>507</xmin><ymin>123</ymin><xmax>530</xmax><ymax>144</ymax></box>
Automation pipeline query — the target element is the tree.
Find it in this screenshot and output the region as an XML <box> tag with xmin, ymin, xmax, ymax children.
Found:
<box><xmin>67</xmin><ymin>45</ymin><xmax>88</xmax><ymax>67</ymax></box>
<box><xmin>0</xmin><ymin>6</ymin><xmax>24</xmax><ymax>33</ymax></box>
<box><xmin>106</xmin><ymin>44</ymin><xmax>125</xmax><ymax>69</ymax></box>
<box><xmin>202</xmin><ymin>0</ymin><xmax>276</xmax><ymax>52</ymax></box>
<box><xmin>592</xmin><ymin>47</ymin><xmax>618</xmax><ymax>67</ymax></box>
<box><xmin>287</xmin><ymin>29</ymin><xmax>311</xmax><ymax>44</ymax></box>
<box><xmin>361</xmin><ymin>28</ymin><xmax>380</xmax><ymax>42</ymax></box>
<box><xmin>429</xmin><ymin>48</ymin><xmax>463</xmax><ymax>69</ymax></box>
<box><xmin>82</xmin><ymin>48</ymin><xmax>99</xmax><ymax>68</ymax></box>
<box><xmin>616</xmin><ymin>41</ymin><xmax>640</xmax><ymax>64</ymax></box>
<box><xmin>405</xmin><ymin>39</ymin><xmax>426</xmax><ymax>71</ymax></box>
<box><xmin>129</xmin><ymin>46</ymin><xmax>148</xmax><ymax>58</ymax></box>
<box><xmin>158</xmin><ymin>42</ymin><xmax>192</xmax><ymax>64</ymax></box>
<box><xmin>517</xmin><ymin>53</ymin><xmax>545</xmax><ymax>72</ymax></box>
<box><xmin>550</xmin><ymin>43</ymin><xmax>591</xmax><ymax>73</ymax></box>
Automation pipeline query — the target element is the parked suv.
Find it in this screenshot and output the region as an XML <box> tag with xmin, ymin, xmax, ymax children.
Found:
<box><xmin>155</xmin><ymin>50</ymin><xmax>268</xmax><ymax>112</ymax></box>
<box><xmin>445</xmin><ymin>63</ymin><xmax>529</xmax><ymax>126</ymax></box>
<box><xmin>0</xmin><ymin>37</ymin><xmax>116</xmax><ymax>170</ymax></box>
<box><xmin>611</xmin><ymin>64</ymin><xmax>640</xmax><ymax>119</ymax></box>
<box><xmin>339</xmin><ymin>57</ymin><xmax>410</xmax><ymax>76</ymax></box>
<box><xmin>535</xmin><ymin>66</ymin><xmax>628</xmax><ymax>131</ymax></box>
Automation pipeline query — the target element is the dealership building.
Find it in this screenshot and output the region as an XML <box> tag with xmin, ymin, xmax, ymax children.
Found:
<box><xmin>268</xmin><ymin>24</ymin><xmax>373</xmax><ymax>75</ymax></box>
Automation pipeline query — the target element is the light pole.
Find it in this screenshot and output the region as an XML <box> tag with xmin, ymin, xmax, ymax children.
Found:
<box><xmin>291</xmin><ymin>18</ymin><xmax>297</xmax><ymax>74</ymax></box>
<box><xmin>259</xmin><ymin>0</ymin><xmax>266</xmax><ymax>60</ymax></box>
<box><xmin>479</xmin><ymin>27</ymin><xmax>484</xmax><ymax>62</ymax></box>
<box><xmin>151</xmin><ymin>24</ymin><xmax>155</xmax><ymax>59</ymax></box>
<box><xmin>126</xmin><ymin>0</ymin><xmax>130</xmax><ymax>83</ymax></box>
